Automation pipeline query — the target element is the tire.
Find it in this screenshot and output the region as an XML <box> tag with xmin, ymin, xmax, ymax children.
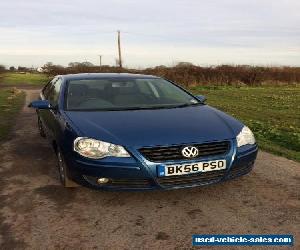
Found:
<box><xmin>56</xmin><ymin>149</ymin><xmax>79</xmax><ymax>188</ymax></box>
<box><xmin>37</xmin><ymin>116</ymin><xmax>46</xmax><ymax>138</ymax></box>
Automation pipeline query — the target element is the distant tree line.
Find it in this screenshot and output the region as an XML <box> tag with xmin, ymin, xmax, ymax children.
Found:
<box><xmin>0</xmin><ymin>65</ymin><xmax>35</xmax><ymax>72</ymax></box>
<box><xmin>41</xmin><ymin>61</ymin><xmax>300</xmax><ymax>86</ymax></box>
<box><xmin>0</xmin><ymin>64</ymin><xmax>6</xmax><ymax>73</ymax></box>
<box><xmin>2</xmin><ymin>62</ymin><xmax>300</xmax><ymax>86</ymax></box>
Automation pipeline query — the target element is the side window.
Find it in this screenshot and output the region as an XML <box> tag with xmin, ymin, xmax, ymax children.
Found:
<box><xmin>43</xmin><ymin>78</ymin><xmax>57</xmax><ymax>99</ymax></box>
<box><xmin>48</xmin><ymin>78</ymin><xmax>63</xmax><ymax>106</ymax></box>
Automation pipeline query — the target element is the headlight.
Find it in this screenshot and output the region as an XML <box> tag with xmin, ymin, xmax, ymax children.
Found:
<box><xmin>74</xmin><ymin>137</ymin><xmax>130</xmax><ymax>159</ymax></box>
<box><xmin>236</xmin><ymin>126</ymin><xmax>256</xmax><ymax>147</ymax></box>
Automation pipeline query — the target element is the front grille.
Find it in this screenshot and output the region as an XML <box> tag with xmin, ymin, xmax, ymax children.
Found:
<box><xmin>157</xmin><ymin>169</ymin><xmax>226</xmax><ymax>187</ymax></box>
<box><xmin>139</xmin><ymin>141</ymin><xmax>230</xmax><ymax>162</ymax></box>
<box><xmin>110</xmin><ymin>179</ymin><xmax>152</xmax><ymax>188</ymax></box>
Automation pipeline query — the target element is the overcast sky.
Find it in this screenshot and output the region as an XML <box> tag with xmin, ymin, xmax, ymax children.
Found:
<box><xmin>0</xmin><ymin>0</ymin><xmax>300</xmax><ymax>68</ymax></box>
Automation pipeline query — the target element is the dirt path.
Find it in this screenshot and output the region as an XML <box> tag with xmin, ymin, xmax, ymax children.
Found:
<box><xmin>0</xmin><ymin>89</ymin><xmax>299</xmax><ymax>250</ymax></box>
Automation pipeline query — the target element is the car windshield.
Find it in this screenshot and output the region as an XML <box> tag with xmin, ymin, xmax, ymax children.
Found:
<box><xmin>65</xmin><ymin>78</ymin><xmax>200</xmax><ymax>111</ymax></box>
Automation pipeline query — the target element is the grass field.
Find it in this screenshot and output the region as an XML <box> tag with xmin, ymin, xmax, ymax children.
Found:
<box><xmin>0</xmin><ymin>72</ymin><xmax>299</xmax><ymax>162</ymax></box>
<box><xmin>0</xmin><ymin>88</ymin><xmax>25</xmax><ymax>141</ymax></box>
<box><xmin>0</xmin><ymin>72</ymin><xmax>48</xmax><ymax>85</ymax></box>
<box><xmin>190</xmin><ymin>86</ymin><xmax>300</xmax><ymax>162</ymax></box>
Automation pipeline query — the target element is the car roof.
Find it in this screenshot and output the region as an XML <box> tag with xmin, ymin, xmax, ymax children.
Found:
<box><xmin>58</xmin><ymin>73</ymin><xmax>160</xmax><ymax>80</ymax></box>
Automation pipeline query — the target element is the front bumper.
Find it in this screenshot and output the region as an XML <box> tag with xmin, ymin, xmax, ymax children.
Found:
<box><xmin>64</xmin><ymin>141</ymin><xmax>258</xmax><ymax>191</ymax></box>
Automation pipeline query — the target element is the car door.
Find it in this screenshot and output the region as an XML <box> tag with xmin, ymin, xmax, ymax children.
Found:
<box><xmin>45</xmin><ymin>78</ymin><xmax>64</xmax><ymax>142</ymax></box>
<box><xmin>38</xmin><ymin>77</ymin><xmax>58</xmax><ymax>138</ymax></box>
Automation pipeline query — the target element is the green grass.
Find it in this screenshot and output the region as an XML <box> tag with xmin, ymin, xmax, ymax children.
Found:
<box><xmin>0</xmin><ymin>88</ymin><xmax>25</xmax><ymax>141</ymax></box>
<box><xmin>0</xmin><ymin>72</ymin><xmax>48</xmax><ymax>85</ymax></box>
<box><xmin>0</xmin><ymin>77</ymin><xmax>298</xmax><ymax>162</ymax></box>
<box><xmin>189</xmin><ymin>86</ymin><xmax>300</xmax><ymax>162</ymax></box>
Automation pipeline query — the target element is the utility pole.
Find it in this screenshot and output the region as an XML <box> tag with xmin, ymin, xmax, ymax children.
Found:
<box><xmin>98</xmin><ymin>55</ymin><xmax>102</xmax><ymax>68</ymax></box>
<box><xmin>117</xmin><ymin>30</ymin><xmax>122</xmax><ymax>68</ymax></box>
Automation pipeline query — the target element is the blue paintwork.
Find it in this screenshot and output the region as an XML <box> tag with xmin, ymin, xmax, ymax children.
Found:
<box><xmin>64</xmin><ymin>105</ymin><xmax>244</xmax><ymax>147</ymax></box>
<box><xmin>29</xmin><ymin>73</ymin><xmax>258</xmax><ymax>190</ymax></box>
<box><xmin>28</xmin><ymin>100</ymin><xmax>52</xmax><ymax>109</ymax></box>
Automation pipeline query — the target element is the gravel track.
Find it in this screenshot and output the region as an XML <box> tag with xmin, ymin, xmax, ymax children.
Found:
<box><xmin>0</xmin><ymin>89</ymin><xmax>299</xmax><ymax>250</ymax></box>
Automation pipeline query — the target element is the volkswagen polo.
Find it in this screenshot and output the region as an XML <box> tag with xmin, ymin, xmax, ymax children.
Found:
<box><xmin>29</xmin><ymin>73</ymin><xmax>258</xmax><ymax>190</ymax></box>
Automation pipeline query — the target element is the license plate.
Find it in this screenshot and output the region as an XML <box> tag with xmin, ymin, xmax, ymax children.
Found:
<box><xmin>158</xmin><ymin>160</ymin><xmax>226</xmax><ymax>177</ymax></box>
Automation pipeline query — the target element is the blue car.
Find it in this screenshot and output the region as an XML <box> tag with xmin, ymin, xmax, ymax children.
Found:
<box><xmin>29</xmin><ymin>73</ymin><xmax>258</xmax><ymax>190</ymax></box>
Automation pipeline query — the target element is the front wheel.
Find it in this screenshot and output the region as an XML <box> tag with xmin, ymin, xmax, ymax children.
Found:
<box><xmin>56</xmin><ymin>149</ymin><xmax>79</xmax><ymax>188</ymax></box>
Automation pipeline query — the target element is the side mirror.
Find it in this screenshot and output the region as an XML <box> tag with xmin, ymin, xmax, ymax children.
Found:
<box><xmin>28</xmin><ymin>100</ymin><xmax>53</xmax><ymax>109</ymax></box>
<box><xmin>196</xmin><ymin>95</ymin><xmax>207</xmax><ymax>103</ymax></box>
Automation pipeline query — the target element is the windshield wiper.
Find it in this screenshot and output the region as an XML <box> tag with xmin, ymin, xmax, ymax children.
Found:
<box><xmin>67</xmin><ymin>103</ymin><xmax>202</xmax><ymax>112</ymax></box>
<box><xmin>68</xmin><ymin>106</ymin><xmax>170</xmax><ymax>111</ymax></box>
<box><xmin>107</xmin><ymin>106</ymin><xmax>178</xmax><ymax>111</ymax></box>
<box><xmin>113</xmin><ymin>103</ymin><xmax>202</xmax><ymax>110</ymax></box>
<box><xmin>172</xmin><ymin>102</ymin><xmax>202</xmax><ymax>108</ymax></box>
